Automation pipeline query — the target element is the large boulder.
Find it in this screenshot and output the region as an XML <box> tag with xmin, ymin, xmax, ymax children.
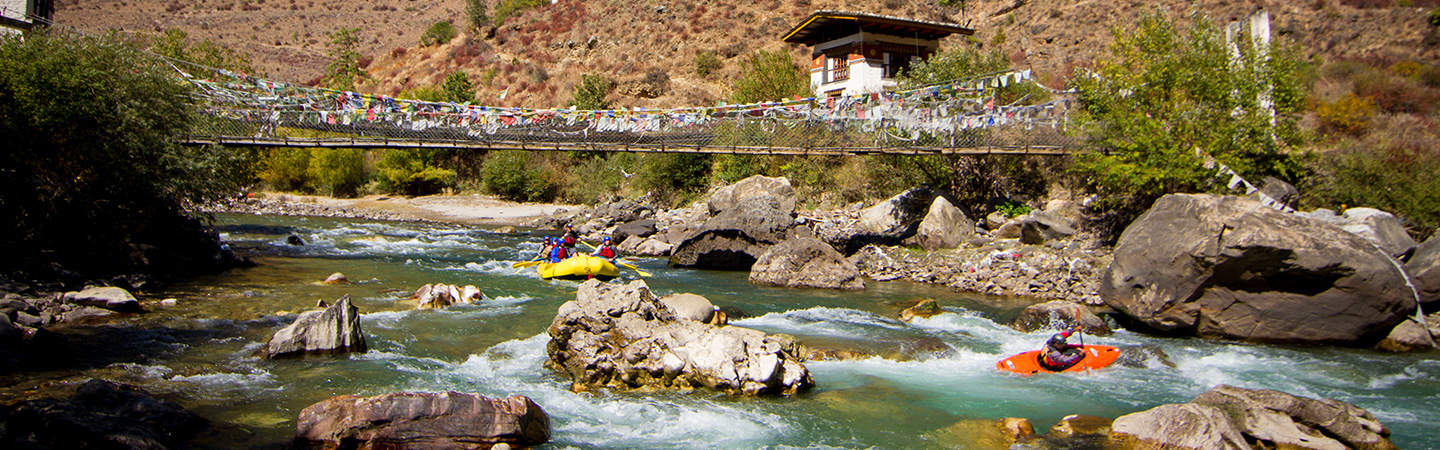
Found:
<box><xmin>1019</xmin><ymin>211</ymin><xmax>1077</xmax><ymax>245</ymax></box>
<box><xmin>1251</xmin><ymin>176</ymin><xmax>1300</xmax><ymax>210</ymax></box>
<box><xmin>913</xmin><ymin>196</ymin><xmax>975</xmax><ymax>251</ymax></box>
<box><xmin>61</xmin><ymin>286</ymin><xmax>140</xmax><ymax>313</ymax></box>
<box><xmin>748</xmin><ymin>235</ymin><xmax>864</xmax><ymax>290</ymax></box>
<box><xmin>1375</xmin><ymin>318</ymin><xmax>1436</xmax><ymax>352</ymax></box>
<box><xmin>1048</xmin><ymin>414</ymin><xmax>1112</xmax><ymax>438</ymax></box>
<box><xmin>858</xmin><ymin>187</ymin><xmax>934</xmax><ymax>238</ymax></box>
<box><xmin>0</xmin><ymin>379</ymin><xmax>209</xmax><ymax>449</ymax></box>
<box><xmin>618</xmin><ymin>236</ymin><xmax>674</xmax><ymax>257</ymax></box>
<box><xmin>658</xmin><ymin>293</ymin><xmax>715</xmax><ymax>323</ymax></box>
<box><xmin>707</xmin><ymin>175</ymin><xmax>795</xmax><ymax>216</ymax></box>
<box><xmin>1340</xmin><ymin>208</ymin><xmax>1419</xmax><ymax>260</ymax></box>
<box><xmin>412</xmin><ymin>283</ymin><xmax>483</xmax><ymax>309</ymax></box>
<box><xmin>669</xmin><ymin>200</ymin><xmax>793</xmax><ymax>270</ymax></box>
<box><xmin>613</xmin><ymin>219</ymin><xmax>657</xmax><ymax>246</ymax></box>
<box><xmin>1010</xmin><ymin>301</ymin><xmax>1110</xmax><ymax>335</ymax></box>
<box><xmin>1191</xmin><ymin>385</ymin><xmax>1395</xmax><ymax>450</ymax></box>
<box><xmin>1109</xmin><ymin>403</ymin><xmax>1250</xmax><ymax>450</ymax></box>
<box><xmin>260</xmin><ymin>295</ymin><xmax>367</xmax><ymax>359</ymax></box>
<box><xmin>1408</xmin><ymin>232</ymin><xmax>1440</xmax><ymax>308</ymax></box>
<box><xmin>295</xmin><ymin>392</ymin><xmax>550</xmax><ymax>448</ymax></box>
<box><xmin>546</xmin><ymin>280</ymin><xmax>813</xmax><ymax>396</ymax></box>
<box><xmin>1102</xmin><ymin>194</ymin><xmax>1414</xmax><ymax>344</ymax></box>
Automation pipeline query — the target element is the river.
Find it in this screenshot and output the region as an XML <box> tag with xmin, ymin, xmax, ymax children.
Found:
<box><xmin>20</xmin><ymin>213</ymin><xmax>1440</xmax><ymax>448</ymax></box>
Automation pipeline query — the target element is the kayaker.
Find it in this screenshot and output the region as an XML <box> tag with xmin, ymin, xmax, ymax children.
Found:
<box><xmin>549</xmin><ymin>238</ymin><xmax>569</xmax><ymax>263</ymax></box>
<box><xmin>561</xmin><ymin>224</ymin><xmax>578</xmax><ymax>249</ymax></box>
<box><xmin>591</xmin><ymin>236</ymin><xmax>619</xmax><ymax>261</ymax></box>
<box><xmin>1040</xmin><ymin>327</ymin><xmax>1085</xmax><ymax>370</ymax></box>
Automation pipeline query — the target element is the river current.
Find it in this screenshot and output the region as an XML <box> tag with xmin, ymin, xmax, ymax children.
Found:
<box><xmin>30</xmin><ymin>214</ymin><xmax>1440</xmax><ymax>448</ymax></box>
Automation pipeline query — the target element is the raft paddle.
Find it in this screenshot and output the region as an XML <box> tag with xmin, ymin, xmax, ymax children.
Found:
<box><xmin>617</xmin><ymin>261</ymin><xmax>651</xmax><ymax>277</ymax></box>
<box><xmin>512</xmin><ymin>260</ymin><xmax>543</xmax><ymax>269</ymax></box>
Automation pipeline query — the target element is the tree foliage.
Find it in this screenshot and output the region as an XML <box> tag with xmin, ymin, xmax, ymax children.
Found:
<box><xmin>308</xmin><ymin>148</ymin><xmax>366</xmax><ymax>197</ymax></box>
<box><xmin>466</xmin><ymin>0</ymin><xmax>490</xmax><ymax>30</ymax></box>
<box><xmin>480</xmin><ymin>151</ymin><xmax>551</xmax><ymax>201</ymax></box>
<box><xmin>150</xmin><ymin>28</ymin><xmax>257</xmax><ymax>75</ymax></box>
<box><xmin>441</xmin><ymin>71</ymin><xmax>475</xmax><ymax>104</ymax></box>
<box><xmin>0</xmin><ymin>30</ymin><xmax>251</xmax><ymax>277</ymax></box>
<box><xmin>421</xmin><ymin>21</ymin><xmax>458</xmax><ymax>47</ymax></box>
<box><xmin>324</xmin><ymin>27</ymin><xmax>369</xmax><ymax>91</ymax></box>
<box><xmin>1070</xmin><ymin>11</ymin><xmax>1309</xmax><ymax>239</ymax></box>
<box><xmin>569</xmin><ymin>74</ymin><xmax>614</xmax><ymax>110</ymax></box>
<box><xmin>730</xmin><ymin>50</ymin><xmax>810</xmax><ymax>103</ymax></box>
<box><xmin>376</xmin><ymin>149</ymin><xmax>457</xmax><ymax>196</ymax></box>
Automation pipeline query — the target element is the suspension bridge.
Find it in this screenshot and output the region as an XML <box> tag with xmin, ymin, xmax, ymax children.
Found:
<box><xmin>176</xmin><ymin>62</ymin><xmax>1080</xmax><ymax>156</ymax></box>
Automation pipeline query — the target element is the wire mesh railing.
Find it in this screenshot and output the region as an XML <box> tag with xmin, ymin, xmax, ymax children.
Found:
<box><xmin>175</xmin><ymin>60</ymin><xmax>1081</xmax><ymax>155</ymax></box>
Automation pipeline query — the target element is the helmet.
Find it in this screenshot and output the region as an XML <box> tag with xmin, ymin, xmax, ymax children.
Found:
<box><xmin>1046</xmin><ymin>334</ymin><xmax>1067</xmax><ymax>350</ymax></box>
<box><xmin>602</xmin><ymin>236</ymin><xmax>611</xmax><ymax>243</ymax></box>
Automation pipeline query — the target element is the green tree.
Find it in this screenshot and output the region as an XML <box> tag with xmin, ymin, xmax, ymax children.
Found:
<box><xmin>308</xmin><ymin>148</ymin><xmax>366</xmax><ymax>197</ymax></box>
<box><xmin>730</xmin><ymin>50</ymin><xmax>810</xmax><ymax>103</ymax></box>
<box><xmin>260</xmin><ymin>148</ymin><xmax>313</xmax><ymax>191</ymax></box>
<box><xmin>1070</xmin><ymin>11</ymin><xmax>1308</xmax><ymax>239</ymax></box>
<box><xmin>441</xmin><ymin>71</ymin><xmax>475</xmax><ymax>103</ymax></box>
<box><xmin>151</xmin><ymin>28</ymin><xmax>258</xmax><ymax>75</ymax></box>
<box><xmin>637</xmin><ymin>153</ymin><xmax>711</xmax><ymax>200</ymax></box>
<box><xmin>376</xmin><ymin>149</ymin><xmax>457</xmax><ymax>196</ymax></box>
<box><xmin>324</xmin><ymin>27</ymin><xmax>369</xmax><ymax>91</ymax></box>
<box><xmin>421</xmin><ymin>21</ymin><xmax>458</xmax><ymax>47</ymax></box>
<box><xmin>569</xmin><ymin>74</ymin><xmax>614</xmax><ymax>110</ymax></box>
<box><xmin>0</xmin><ymin>30</ymin><xmax>251</xmax><ymax>277</ymax></box>
<box><xmin>480</xmin><ymin>151</ymin><xmax>552</xmax><ymax>201</ymax></box>
<box><xmin>466</xmin><ymin>0</ymin><xmax>490</xmax><ymax>30</ymax></box>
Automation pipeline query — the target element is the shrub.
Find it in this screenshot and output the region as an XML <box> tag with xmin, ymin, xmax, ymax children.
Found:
<box><xmin>466</xmin><ymin>0</ymin><xmax>490</xmax><ymax>30</ymax></box>
<box><xmin>376</xmin><ymin>149</ymin><xmax>456</xmax><ymax>196</ymax></box>
<box><xmin>1316</xmin><ymin>93</ymin><xmax>1376</xmax><ymax>136</ymax></box>
<box><xmin>560</xmin><ymin>153</ymin><xmax>635</xmax><ymax>204</ymax></box>
<box><xmin>730</xmin><ymin>50</ymin><xmax>810</xmax><ymax>103</ymax></box>
<box><xmin>1069</xmin><ymin>11</ymin><xmax>1310</xmax><ymax>240</ymax></box>
<box><xmin>898</xmin><ymin>46</ymin><xmax>1049</xmax><ymax>105</ymax></box>
<box><xmin>260</xmin><ymin>148</ymin><xmax>313</xmax><ymax>191</ymax></box>
<box><xmin>569</xmin><ymin>74</ymin><xmax>613</xmax><ymax>110</ymax></box>
<box><xmin>480</xmin><ymin>151</ymin><xmax>551</xmax><ymax>201</ymax></box>
<box><xmin>1352</xmin><ymin>67</ymin><xmax>1438</xmax><ymax>115</ymax></box>
<box><xmin>1306</xmin><ymin>116</ymin><xmax>1440</xmax><ymax>238</ymax></box>
<box><xmin>308</xmin><ymin>148</ymin><xmax>366</xmax><ymax>197</ymax></box>
<box><xmin>694</xmin><ymin>50</ymin><xmax>721</xmax><ymax>77</ymax></box>
<box><xmin>636</xmin><ymin>153</ymin><xmax>712</xmax><ymax>201</ymax></box>
<box><xmin>441</xmin><ymin>71</ymin><xmax>474</xmax><ymax>103</ymax></box>
<box><xmin>421</xmin><ymin>21</ymin><xmax>458</xmax><ymax>46</ymax></box>
<box><xmin>495</xmin><ymin>0</ymin><xmax>547</xmax><ymax>25</ymax></box>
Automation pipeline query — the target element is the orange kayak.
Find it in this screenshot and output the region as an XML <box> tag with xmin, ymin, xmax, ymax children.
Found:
<box><xmin>996</xmin><ymin>345</ymin><xmax>1121</xmax><ymax>376</ymax></box>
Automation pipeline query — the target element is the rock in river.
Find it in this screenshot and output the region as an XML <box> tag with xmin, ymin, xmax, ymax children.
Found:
<box><xmin>0</xmin><ymin>379</ymin><xmax>209</xmax><ymax>449</ymax></box>
<box><xmin>261</xmin><ymin>294</ymin><xmax>367</xmax><ymax>359</ymax></box>
<box><xmin>669</xmin><ymin>198</ymin><xmax>794</xmax><ymax>270</ymax></box>
<box><xmin>61</xmin><ymin>286</ymin><xmax>140</xmax><ymax>313</ymax></box>
<box><xmin>546</xmin><ymin>280</ymin><xmax>813</xmax><ymax>396</ymax></box>
<box><xmin>1111</xmin><ymin>384</ymin><xmax>1395</xmax><ymax>450</ymax></box>
<box><xmin>1102</xmin><ymin>194</ymin><xmax>1414</xmax><ymax>345</ymax></box>
<box><xmin>295</xmin><ymin>391</ymin><xmax>550</xmax><ymax>448</ymax></box>
<box><xmin>1408</xmin><ymin>231</ymin><xmax>1440</xmax><ymax>308</ymax></box>
<box><xmin>913</xmin><ymin>196</ymin><xmax>974</xmax><ymax>251</ymax></box>
<box><xmin>1011</xmin><ymin>301</ymin><xmax>1110</xmax><ymax>335</ymax></box>
<box><xmin>749</xmin><ymin>234</ymin><xmax>864</xmax><ymax>290</ymax></box>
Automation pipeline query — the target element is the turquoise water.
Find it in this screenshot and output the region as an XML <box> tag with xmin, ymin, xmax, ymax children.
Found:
<box><xmin>55</xmin><ymin>214</ymin><xmax>1440</xmax><ymax>447</ymax></box>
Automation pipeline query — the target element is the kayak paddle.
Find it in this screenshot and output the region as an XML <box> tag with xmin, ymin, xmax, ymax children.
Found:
<box><xmin>618</xmin><ymin>261</ymin><xmax>651</xmax><ymax>277</ymax></box>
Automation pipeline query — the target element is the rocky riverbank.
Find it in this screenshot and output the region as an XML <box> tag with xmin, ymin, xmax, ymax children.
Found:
<box><xmin>201</xmin><ymin>192</ymin><xmax>580</xmax><ymax>225</ymax></box>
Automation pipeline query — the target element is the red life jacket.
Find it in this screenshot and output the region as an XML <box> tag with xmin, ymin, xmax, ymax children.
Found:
<box><xmin>563</xmin><ymin>234</ymin><xmax>576</xmax><ymax>246</ymax></box>
<box><xmin>598</xmin><ymin>246</ymin><xmax>616</xmax><ymax>258</ymax></box>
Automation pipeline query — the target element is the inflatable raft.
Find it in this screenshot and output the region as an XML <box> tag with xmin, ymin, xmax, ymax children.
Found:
<box><xmin>538</xmin><ymin>255</ymin><xmax>620</xmax><ymax>281</ymax></box>
<box><xmin>996</xmin><ymin>345</ymin><xmax>1121</xmax><ymax>376</ymax></box>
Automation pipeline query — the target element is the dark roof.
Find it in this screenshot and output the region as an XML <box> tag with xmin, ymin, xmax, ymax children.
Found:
<box><xmin>782</xmin><ymin>11</ymin><xmax>973</xmax><ymax>46</ymax></box>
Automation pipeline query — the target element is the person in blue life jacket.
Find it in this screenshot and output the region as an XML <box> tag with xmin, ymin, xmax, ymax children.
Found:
<box><xmin>548</xmin><ymin>237</ymin><xmax>569</xmax><ymax>263</ymax></box>
<box><xmin>1040</xmin><ymin>326</ymin><xmax>1085</xmax><ymax>371</ymax></box>
<box><xmin>591</xmin><ymin>236</ymin><xmax>619</xmax><ymax>261</ymax></box>
<box><xmin>561</xmin><ymin>224</ymin><xmax>578</xmax><ymax>250</ymax></box>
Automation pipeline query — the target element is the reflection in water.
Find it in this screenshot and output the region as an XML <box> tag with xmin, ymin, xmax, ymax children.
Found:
<box><xmin>8</xmin><ymin>213</ymin><xmax>1434</xmax><ymax>447</ymax></box>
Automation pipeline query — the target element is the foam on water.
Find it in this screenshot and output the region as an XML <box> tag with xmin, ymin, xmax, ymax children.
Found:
<box><xmin>736</xmin><ymin>307</ymin><xmax>908</xmax><ymax>337</ymax></box>
<box><xmin>443</xmin><ymin>261</ymin><xmax>540</xmax><ymax>279</ymax></box>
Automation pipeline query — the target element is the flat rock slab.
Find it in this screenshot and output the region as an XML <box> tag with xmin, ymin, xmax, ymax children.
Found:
<box><xmin>295</xmin><ymin>391</ymin><xmax>550</xmax><ymax>448</ymax></box>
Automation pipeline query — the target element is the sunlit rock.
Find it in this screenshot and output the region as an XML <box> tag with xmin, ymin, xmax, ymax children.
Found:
<box><xmin>1010</xmin><ymin>301</ymin><xmax>1109</xmax><ymax>335</ymax></box>
<box><xmin>546</xmin><ymin>280</ymin><xmax>812</xmax><ymax>396</ymax></box>
<box><xmin>260</xmin><ymin>295</ymin><xmax>366</xmax><ymax>359</ymax></box>
<box><xmin>295</xmin><ymin>391</ymin><xmax>549</xmax><ymax>448</ymax></box>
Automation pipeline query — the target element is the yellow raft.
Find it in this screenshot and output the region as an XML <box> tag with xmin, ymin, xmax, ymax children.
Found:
<box><xmin>538</xmin><ymin>255</ymin><xmax>620</xmax><ymax>280</ymax></box>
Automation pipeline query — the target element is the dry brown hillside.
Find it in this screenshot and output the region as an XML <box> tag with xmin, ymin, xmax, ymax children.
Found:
<box><xmin>56</xmin><ymin>0</ymin><xmax>1440</xmax><ymax>108</ymax></box>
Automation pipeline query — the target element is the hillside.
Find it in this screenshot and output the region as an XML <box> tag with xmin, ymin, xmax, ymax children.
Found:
<box><xmin>56</xmin><ymin>0</ymin><xmax>1440</xmax><ymax>108</ymax></box>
